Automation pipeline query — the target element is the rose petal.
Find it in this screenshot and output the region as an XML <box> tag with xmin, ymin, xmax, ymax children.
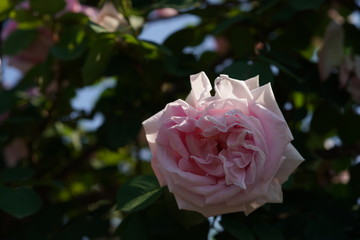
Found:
<box><xmin>214</xmin><ymin>74</ymin><xmax>253</xmax><ymax>101</ymax></box>
<box><xmin>185</xmin><ymin>71</ymin><xmax>212</xmax><ymax>107</ymax></box>
<box><xmin>275</xmin><ymin>143</ymin><xmax>305</xmax><ymax>183</ymax></box>
<box><xmin>250</xmin><ymin>83</ymin><xmax>285</xmax><ymax>120</ymax></box>
<box><xmin>250</xmin><ymin>104</ymin><xmax>292</xmax><ymax>180</ymax></box>
<box><xmin>244</xmin><ymin>75</ymin><xmax>259</xmax><ymax>90</ymax></box>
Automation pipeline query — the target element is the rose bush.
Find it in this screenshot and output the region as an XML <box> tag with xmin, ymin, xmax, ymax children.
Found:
<box><xmin>1</xmin><ymin>0</ymin><xmax>126</xmax><ymax>75</ymax></box>
<box><xmin>143</xmin><ymin>72</ymin><xmax>304</xmax><ymax>217</ymax></box>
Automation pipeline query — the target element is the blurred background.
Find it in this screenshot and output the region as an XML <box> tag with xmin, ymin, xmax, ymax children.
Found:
<box><xmin>0</xmin><ymin>0</ymin><xmax>360</xmax><ymax>239</ymax></box>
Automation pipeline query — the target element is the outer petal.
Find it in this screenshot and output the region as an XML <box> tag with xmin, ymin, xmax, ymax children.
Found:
<box><xmin>264</xmin><ymin>180</ymin><xmax>283</xmax><ymax>203</ymax></box>
<box><xmin>250</xmin><ymin>104</ymin><xmax>293</xmax><ymax>180</ymax></box>
<box><xmin>275</xmin><ymin>143</ymin><xmax>304</xmax><ymax>183</ymax></box>
<box><xmin>244</xmin><ymin>75</ymin><xmax>259</xmax><ymax>90</ymax></box>
<box><xmin>185</xmin><ymin>71</ymin><xmax>212</xmax><ymax>107</ymax></box>
<box><xmin>214</xmin><ymin>74</ymin><xmax>253</xmax><ymax>101</ymax></box>
<box><xmin>142</xmin><ymin>109</ymin><xmax>163</xmax><ymax>149</ymax></box>
<box><xmin>250</xmin><ymin>83</ymin><xmax>285</xmax><ymax>120</ymax></box>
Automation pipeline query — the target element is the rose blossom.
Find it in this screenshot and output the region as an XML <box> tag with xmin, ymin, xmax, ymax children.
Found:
<box><xmin>143</xmin><ymin>72</ymin><xmax>304</xmax><ymax>217</ymax></box>
<box><xmin>1</xmin><ymin>0</ymin><xmax>82</xmax><ymax>73</ymax></box>
<box><xmin>318</xmin><ymin>19</ymin><xmax>360</xmax><ymax>103</ymax></box>
<box><xmin>317</xmin><ymin>21</ymin><xmax>344</xmax><ymax>81</ymax></box>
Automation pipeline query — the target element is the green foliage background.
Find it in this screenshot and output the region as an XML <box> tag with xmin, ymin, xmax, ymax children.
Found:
<box><xmin>0</xmin><ymin>0</ymin><xmax>360</xmax><ymax>239</ymax></box>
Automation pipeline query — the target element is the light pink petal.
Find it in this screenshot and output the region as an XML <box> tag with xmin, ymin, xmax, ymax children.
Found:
<box><xmin>176</xmin><ymin>193</ymin><xmax>247</xmax><ymax>217</ymax></box>
<box><xmin>156</xmin><ymin>148</ymin><xmax>217</xmax><ymax>186</ymax></box>
<box><xmin>250</xmin><ymin>83</ymin><xmax>285</xmax><ymax>119</ymax></box>
<box><xmin>226</xmin><ymin>181</ymin><xmax>269</xmax><ymax>206</ymax></box>
<box><xmin>214</xmin><ymin>74</ymin><xmax>253</xmax><ymax>101</ymax></box>
<box><xmin>250</xmin><ymin>104</ymin><xmax>292</xmax><ymax>179</ymax></box>
<box><xmin>94</xmin><ymin>2</ymin><xmax>126</xmax><ymax>31</ymax></box>
<box><xmin>244</xmin><ymin>75</ymin><xmax>259</xmax><ymax>90</ymax></box>
<box><xmin>203</xmin><ymin>185</ymin><xmax>241</xmax><ymax>205</ymax></box>
<box><xmin>151</xmin><ymin>158</ymin><xmax>166</xmax><ymax>186</ymax></box>
<box><xmin>264</xmin><ymin>180</ymin><xmax>283</xmax><ymax>203</ymax></box>
<box><xmin>275</xmin><ymin>143</ymin><xmax>304</xmax><ymax>184</ymax></box>
<box><xmin>63</xmin><ymin>0</ymin><xmax>82</xmax><ymax>12</ymax></box>
<box><xmin>185</xmin><ymin>71</ymin><xmax>212</xmax><ymax>107</ymax></box>
<box><xmin>142</xmin><ymin>108</ymin><xmax>163</xmax><ymax>147</ymax></box>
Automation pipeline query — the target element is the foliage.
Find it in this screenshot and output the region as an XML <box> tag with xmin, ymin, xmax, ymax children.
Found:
<box><xmin>0</xmin><ymin>0</ymin><xmax>360</xmax><ymax>239</ymax></box>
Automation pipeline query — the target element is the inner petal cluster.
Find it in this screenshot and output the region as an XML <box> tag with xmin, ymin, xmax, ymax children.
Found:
<box><xmin>162</xmin><ymin>107</ymin><xmax>267</xmax><ymax>190</ymax></box>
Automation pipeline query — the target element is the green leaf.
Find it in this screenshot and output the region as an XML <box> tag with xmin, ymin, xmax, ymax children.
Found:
<box><xmin>3</xmin><ymin>29</ymin><xmax>38</xmax><ymax>55</ymax></box>
<box><xmin>164</xmin><ymin>27</ymin><xmax>204</xmax><ymax>54</ymax></box>
<box><xmin>228</xmin><ymin>28</ymin><xmax>255</xmax><ymax>58</ymax></box>
<box><xmin>304</xmin><ymin>219</ymin><xmax>347</xmax><ymax>240</ymax></box>
<box><xmin>0</xmin><ymin>90</ymin><xmax>17</xmax><ymax>114</ymax></box>
<box><xmin>117</xmin><ymin>175</ymin><xmax>164</xmax><ymax>213</ymax></box>
<box><xmin>338</xmin><ymin>109</ymin><xmax>360</xmax><ymax>144</ymax></box>
<box><xmin>223</xmin><ymin>60</ymin><xmax>274</xmax><ymax>85</ymax></box>
<box><xmin>82</xmin><ymin>34</ymin><xmax>116</xmax><ymax>83</ymax></box>
<box><xmin>10</xmin><ymin>9</ymin><xmax>44</xmax><ymax>28</ymax></box>
<box><xmin>290</xmin><ymin>0</ymin><xmax>325</xmax><ymax>10</ymax></box>
<box><xmin>257</xmin><ymin>55</ymin><xmax>302</xmax><ymax>82</ymax></box>
<box><xmin>149</xmin><ymin>0</ymin><xmax>200</xmax><ymax>9</ymax></box>
<box><xmin>176</xmin><ymin>210</ymin><xmax>207</xmax><ymax>229</ymax></box>
<box><xmin>310</xmin><ymin>103</ymin><xmax>339</xmax><ymax>135</ymax></box>
<box><xmin>0</xmin><ymin>186</ymin><xmax>42</xmax><ymax>219</ymax></box>
<box><xmin>252</xmin><ymin>222</ymin><xmax>284</xmax><ymax>240</ymax></box>
<box><xmin>118</xmin><ymin>212</ymin><xmax>148</xmax><ymax>240</ymax></box>
<box><xmin>221</xmin><ymin>215</ymin><xmax>256</xmax><ymax>240</ymax></box>
<box><xmin>0</xmin><ymin>167</ymin><xmax>34</xmax><ymax>183</ymax></box>
<box><xmin>0</xmin><ymin>0</ymin><xmax>13</xmax><ymax>21</ymax></box>
<box><xmin>30</xmin><ymin>0</ymin><xmax>66</xmax><ymax>15</ymax></box>
<box><xmin>117</xmin><ymin>0</ymin><xmax>132</xmax><ymax>17</ymax></box>
<box><xmin>51</xmin><ymin>25</ymin><xmax>88</xmax><ymax>60</ymax></box>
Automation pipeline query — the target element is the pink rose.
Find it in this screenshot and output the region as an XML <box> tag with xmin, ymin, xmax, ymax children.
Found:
<box><xmin>3</xmin><ymin>138</ymin><xmax>29</xmax><ymax>167</ymax></box>
<box><xmin>318</xmin><ymin>21</ymin><xmax>344</xmax><ymax>81</ymax></box>
<box><xmin>143</xmin><ymin>72</ymin><xmax>304</xmax><ymax>217</ymax></box>
<box><xmin>94</xmin><ymin>2</ymin><xmax>128</xmax><ymax>32</ymax></box>
<box><xmin>1</xmin><ymin>21</ymin><xmax>53</xmax><ymax>73</ymax></box>
<box><xmin>1</xmin><ymin>0</ymin><xmax>97</xmax><ymax>74</ymax></box>
<box><xmin>148</xmin><ymin>8</ymin><xmax>178</xmax><ymax>20</ymax></box>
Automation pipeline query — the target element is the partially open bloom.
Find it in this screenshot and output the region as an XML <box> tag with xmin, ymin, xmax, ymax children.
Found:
<box><xmin>94</xmin><ymin>2</ymin><xmax>128</xmax><ymax>32</ymax></box>
<box><xmin>1</xmin><ymin>21</ymin><xmax>53</xmax><ymax>73</ymax></box>
<box><xmin>143</xmin><ymin>72</ymin><xmax>304</xmax><ymax>217</ymax></box>
<box><xmin>318</xmin><ymin>20</ymin><xmax>360</xmax><ymax>103</ymax></box>
<box><xmin>317</xmin><ymin>21</ymin><xmax>344</xmax><ymax>81</ymax></box>
<box><xmin>1</xmin><ymin>0</ymin><xmax>127</xmax><ymax>75</ymax></box>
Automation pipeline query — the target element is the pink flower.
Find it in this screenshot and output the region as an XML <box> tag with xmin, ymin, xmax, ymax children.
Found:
<box><xmin>1</xmin><ymin>0</ymin><xmax>97</xmax><ymax>73</ymax></box>
<box><xmin>3</xmin><ymin>138</ymin><xmax>29</xmax><ymax>167</ymax></box>
<box><xmin>1</xmin><ymin>21</ymin><xmax>53</xmax><ymax>73</ymax></box>
<box><xmin>318</xmin><ymin>21</ymin><xmax>344</xmax><ymax>81</ymax></box>
<box><xmin>143</xmin><ymin>72</ymin><xmax>304</xmax><ymax>217</ymax></box>
<box><xmin>148</xmin><ymin>8</ymin><xmax>178</xmax><ymax>20</ymax></box>
<box><xmin>94</xmin><ymin>2</ymin><xmax>128</xmax><ymax>32</ymax></box>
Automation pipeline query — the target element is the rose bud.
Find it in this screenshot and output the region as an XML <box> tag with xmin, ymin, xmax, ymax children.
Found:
<box><xmin>143</xmin><ymin>72</ymin><xmax>304</xmax><ymax>217</ymax></box>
